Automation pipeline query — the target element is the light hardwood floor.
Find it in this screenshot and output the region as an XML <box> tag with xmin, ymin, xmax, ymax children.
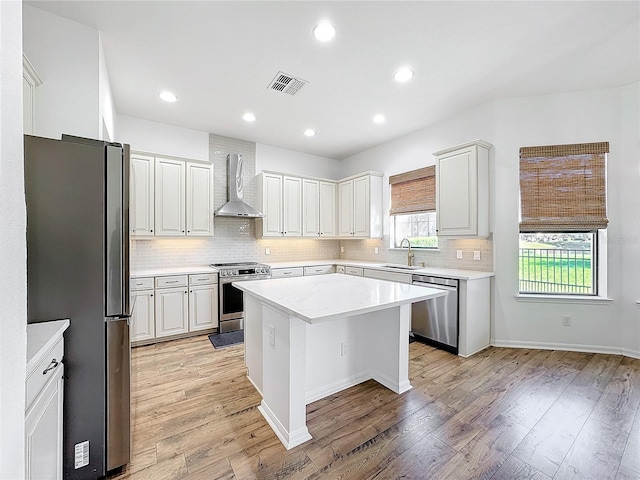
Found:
<box><xmin>108</xmin><ymin>335</ymin><xmax>640</xmax><ymax>480</ymax></box>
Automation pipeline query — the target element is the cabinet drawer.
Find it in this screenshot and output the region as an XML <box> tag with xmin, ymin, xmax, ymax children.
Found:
<box><xmin>26</xmin><ymin>337</ymin><xmax>64</xmax><ymax>412</ymax></box>
<box><xmin>303</xmin><ymin>265</ymin><xmax>335</xmax><ymax>276</ymax></box>
<box><xmin>271</xmin><ymin>267</ymin><xmax>304</xmax><ymax>278</ymax></box>
<box><xmin>155</xmin><ymin>275</ymin><xmax>188</xmax><ymax>288</ymax></box>
<box><xmin>189</xmin><ymin>273</ymin><xmax>217</xmax><ymax>285</ymax></box>
<box><xmin>131</xmin><ymin>277</ymin><xmax>154</xmax><ymax>290</ymax></box>
<box><xmin>345</xmin><ymin>266</ymin><xmax>363</xmax><ymax>276</ymax></box>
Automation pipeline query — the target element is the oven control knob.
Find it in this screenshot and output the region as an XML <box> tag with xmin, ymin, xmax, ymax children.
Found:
<box><xmin>220</xmin><ymin>271</ymin><xmax>227</xmax><ymax>277</ymax></box>
<box><xmin>233</xmin><ymin>270</ymin><xmax>239</xmax><ymax>276</ymax></box>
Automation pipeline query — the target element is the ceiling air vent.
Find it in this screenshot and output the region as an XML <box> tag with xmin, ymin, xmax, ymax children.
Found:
<box><xmin>268</xmin><ymin>72</ymin><xmax>308</xmax><ymax>96</ymax></box>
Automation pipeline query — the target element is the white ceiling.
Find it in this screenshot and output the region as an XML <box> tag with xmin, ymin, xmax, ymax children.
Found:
<box><xmin>26</xmin><ymin>1</ymin><xmax>639</xmax><ymax>160</ymax></box>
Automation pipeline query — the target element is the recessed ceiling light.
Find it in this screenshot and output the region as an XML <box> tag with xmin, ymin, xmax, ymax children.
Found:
<box><xmin>159</xmin><ymin>90</ymin><xmax>177</xmax><ymax>102</ymax></box>
<box><xmin>243</xmin><ymin>112</ymin><xmax>256</xmax><ymax>122</ymax></box>
<box><xmin>373</xmin><ymin>114</ymin><xmax>386</xmax><ymax>124</ymax></box>
<box><xmin>313</xmin><ymin>22</ymin><xmax>336</xmax><ymax>42</ymax></box>
<box><xmin>304</xmin><ymin>129</ymin><xmax>316</xmax><ymax>137</ymax></box>
<box><xmin>393</xmin><ymin>68</ymin><xmax>414</xmax><ymax>83</ymax></box>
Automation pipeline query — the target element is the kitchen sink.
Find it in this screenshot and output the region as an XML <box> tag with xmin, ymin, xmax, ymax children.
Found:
<box><xmin>380</xmin><ymin>264</ymin><xmax>423</xmax><ymax>271</ymax></box>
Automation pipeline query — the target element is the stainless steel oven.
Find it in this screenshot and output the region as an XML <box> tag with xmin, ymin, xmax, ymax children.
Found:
<box><xmin>211</xmin><ymin>263</ymin><xmax>271</xmax><ymax>333</ymax></box>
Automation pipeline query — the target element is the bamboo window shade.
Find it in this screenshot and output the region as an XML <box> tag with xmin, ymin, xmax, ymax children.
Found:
<box><xmin>389</xmin><ymin>166</ymin><xmax>435</xmax><ymax>215</ymax></box>
<box><xmin>519</xmin><ymin>142</ymin><xmax>609</xmax><ymax>232</ymax></box>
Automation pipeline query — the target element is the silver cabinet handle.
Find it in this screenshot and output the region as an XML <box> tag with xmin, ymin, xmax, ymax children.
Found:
<box><xmin>43</xmin><ymin>358</ymin><xmax>59</xmax><ymax>375</ymax></box>
<box><xmin>166</xmin><ymin>280</ymin><xmax>178</xmax><ymax>284</ymax></box>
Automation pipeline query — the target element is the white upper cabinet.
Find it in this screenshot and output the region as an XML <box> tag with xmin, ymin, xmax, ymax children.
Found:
<box><xmin>259</xmin><ymin>170</ymin><xmax>381</xmax><ymax>239</ymax></box>
<box><xmin>257</xmin><ymin>173</ymin><xmax>302</xmax><ymax>237</ymax></box>
<box><xmin>131</xmin><ymin>152</ymin><xmax>213</xmax><ymax>238</ymax></box>
<box><xmin>186</xmin><ymin>162</ymin><xmax>214</xmax><ymax>236</ymax></box>
<box><xmin>155</xmin><ymin>157</ymin><xmax>186</xmax><ymax>236</ymax></box>
<box><xmin>338</xmin><ymin>173</ymin><xmax>383</xmax><ymax>238</ymax></box>
<box><xmin>130</xmin><ymin>154</ymin><xmax>155</xmax><ymax>237</ymax></box>
<box><xmin>303</xmin><ymin>179</ymin><xmax>336</xmax><ymax>237</ymax></box>
<box><xmin>282</xmin><ymin>176</ymin><xmax>302</xmax><ymax>236</ymax></box>
<box><xmin>435</xmin><ymin>139</ymin><xmax>492</xmax><ymax>237</ymax></box>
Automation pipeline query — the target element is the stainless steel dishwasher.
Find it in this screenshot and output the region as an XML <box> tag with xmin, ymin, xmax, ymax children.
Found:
<box><xmin>411</xmin><ymin>275</ymin><xmax>459</xmax><ymax>354</ymax></box>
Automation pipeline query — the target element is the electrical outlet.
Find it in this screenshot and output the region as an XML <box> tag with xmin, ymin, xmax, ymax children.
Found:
<box><xmin>473</xmin><ymin>251</ymin><xmax>481</xmax><ymax>260</ymax></box>
<box><xmin>269</xmin><ymin>326</ymin><xmax>275</xmax><ymax>346</ymax></box>
<box><xmin>457</xmin><ymin>249</ymin><xmax>463</xmax><ymax>259</ymax></box>
<box><xmin>341</xmin><ymin>341</ymin><xmax>349</xmax><ymax>356</ymax></box>
<box><xmin>265</xmin><ymin>248</ymin><xmax>270</xmax><ymax>255</ymax></box>
<box><xmin>340</xmin><ymin>246</ymin><xmax>344</xmax><ymax>253</ymax></box>
<box><xmin>562</xmin><ymin>315</ymin><xmax>571</xmax><ymax>326</ymax></box>
<box><xmin>374</xmin><ymin>247</ymin><xmax>379</xmax><ymax>254</ymax></box>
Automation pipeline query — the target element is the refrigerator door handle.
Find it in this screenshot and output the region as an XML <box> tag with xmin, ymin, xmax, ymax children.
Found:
<box><xmin>106</xmin><ymin>144</ymin><xmax>131</xmax><ymax>317</ymax></box>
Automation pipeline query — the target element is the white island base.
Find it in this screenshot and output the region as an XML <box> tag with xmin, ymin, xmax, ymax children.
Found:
<box><xmin>236</xmin><ymin>274</ymin><xmax>445</xmax><ymax>450</ymax></box>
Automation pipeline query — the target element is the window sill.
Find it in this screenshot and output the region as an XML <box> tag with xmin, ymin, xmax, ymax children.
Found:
<box><xmin>516</xmin><ymin>294</ymin><xmax>614</xmax><ymax>305</ymax></box>
<box><xmin>388</xmin><ymin>247</ymin><xmax>440</xmax><ymax>252</ymax></box>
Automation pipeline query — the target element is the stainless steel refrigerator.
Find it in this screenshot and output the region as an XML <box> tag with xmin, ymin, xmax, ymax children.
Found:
<box><xmin>25</xmin><ymin>134</ymin><xmax>131</xmax><ymax>479</ymax></box>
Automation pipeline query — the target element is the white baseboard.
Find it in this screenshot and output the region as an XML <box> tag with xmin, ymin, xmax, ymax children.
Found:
<box><xmin>493</xmin><ymin>339</ymin><xmax>640</xmax><ymax>359</ymax></box>
<box><xmin>305</xmin><ymin>371</ymin><xmax>371</xmax><ymax>404</ymax></box>
<box><xmin>258</xmin><ymin>401</ymin><xmax>312</xmax><ymax>450</ymax></box>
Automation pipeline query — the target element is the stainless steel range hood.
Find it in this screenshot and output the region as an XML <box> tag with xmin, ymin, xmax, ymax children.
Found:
<box><xmin>215</xmin><ymin>153</ymin><xmax>265</xmax><ymax>218</ymax></box>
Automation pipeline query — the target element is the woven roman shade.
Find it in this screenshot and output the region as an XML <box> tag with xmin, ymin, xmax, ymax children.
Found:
<box><xmin>389</xmin><ymin>166</ymin><xmax>435</xmax><ymax>215</ymax></box>
<box><xmin>519</xmin><ymin>142</ymin><xmax>609</xmax><ymax>232</ymax></box>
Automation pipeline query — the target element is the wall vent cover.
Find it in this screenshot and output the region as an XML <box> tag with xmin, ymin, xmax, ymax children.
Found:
<box><xmin>268</xmin><ymin>72</ymin><xmax>308</xmax><ymax>96</ymax></box>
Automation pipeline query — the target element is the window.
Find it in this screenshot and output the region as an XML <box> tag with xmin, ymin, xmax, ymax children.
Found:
<box><xmin>389</xmin><ymin>166</ymin><xmax>437</xmax><ymax>248</ymax></box>
<box><xmin>518</xmin><ymin>142</ymin><xmax>608</xmax><ymax>295</ymax></box>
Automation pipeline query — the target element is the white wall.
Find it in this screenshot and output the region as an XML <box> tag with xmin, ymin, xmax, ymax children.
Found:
<box><xmin>0</xmin><ymin>1</ymin><xmax>27</xmax><ymax>477</ymax></box>
<box><xmin>22</xmin><ymin>4</ymin><xmax>100</xmax><ymax>139</ymax></box>
<box><xmin>342</xmin><ymin>84</ymin><xmax>640</xmax><ymax>357</ymax></box>
<box><xmin>99</xmin><ymin>34</ymin><xmax>116</xmax><ymax>141</ymax></box>
<box><xmin>116</xmin><ymin>114</ymin><xmax>210</xmax><ymax>160</ymax></box>
<box><xmin>256</xmin><ymin>143</ymin><xmax>341</xmax><ymax>180</ymax></box>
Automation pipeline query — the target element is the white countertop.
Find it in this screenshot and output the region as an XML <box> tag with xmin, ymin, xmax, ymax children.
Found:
<box><xmin>265</xmin><ymin>259</ymin><xmax>493</xmax><ymax>280</ymax></box>
<box><xmin>27</xmin><ymin>319</ymin><xmax>70</xmax><ymax>375</ymax></box>
<box><xmin>131</xmin><ymin>266</ymin><xmax>219</xmax><ymax>277</ymax></box>
<box><xmin>234</xmin><ymin>273</ymin><xmax>446</xmax><ymax>323</ymax></box>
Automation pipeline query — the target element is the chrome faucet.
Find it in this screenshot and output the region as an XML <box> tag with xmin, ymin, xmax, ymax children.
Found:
<box><xmin>400</xmin><ymin>238</ymin><xmax>414</xmax><ymax>266</ymax></box>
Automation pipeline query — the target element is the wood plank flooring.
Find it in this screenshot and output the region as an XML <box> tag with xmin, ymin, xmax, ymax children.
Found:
<box><xmin>108</xmin><ymin>336</ymin><xmax>640</xmax><ymax>480</ymax></box>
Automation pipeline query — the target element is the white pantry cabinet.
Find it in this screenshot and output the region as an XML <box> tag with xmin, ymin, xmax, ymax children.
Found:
<box><xmin>338</xmin><ymin>173</ymin><xmax>383</xmax><ymax>238</ymax></box>
<box><xmin>130</xmin><ymin>151</ymin><xmax>213</xmax><ymax>238</ymax></box>
<box><xmin>435</xmin><ymin>140</ymin><xmax>492</xmax><ymax>237</ymax></box>
<box><xmin>257</xmin><ymin>173</ymin><xmax>302</xmax><ymax>237</ymax></box>
<box><xmin>130</xmin><ymin>154</ymin><xmax>155</xmax><ymax>237</ymax></box>
<box><xmin>302</xmin><ymin>179</ymin><xmax>336</xmax><ymax>237</ymax></box>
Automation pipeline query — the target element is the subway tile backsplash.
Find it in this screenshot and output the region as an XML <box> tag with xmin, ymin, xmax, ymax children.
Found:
<box><xmin>131</xmin><ymin>133</ymin><xmax>493</xmax><ymax>272</ymax></box>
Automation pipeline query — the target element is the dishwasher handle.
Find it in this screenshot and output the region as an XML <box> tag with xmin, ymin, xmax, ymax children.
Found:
<box><xmin>412</xmin><ymin>281</ymin><xmax>458</xmax><ymax>292</ymax></box>
<box><xmin>411</xmin><ymin>275</ymin><xmax>458</xmax><ymax>289</ymax></box>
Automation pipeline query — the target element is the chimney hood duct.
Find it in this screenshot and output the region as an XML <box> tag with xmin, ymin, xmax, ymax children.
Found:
<box><xmin>215</xmin><ymin>153</ymin><xmax>265</xmax><ymax>218</ymax></box>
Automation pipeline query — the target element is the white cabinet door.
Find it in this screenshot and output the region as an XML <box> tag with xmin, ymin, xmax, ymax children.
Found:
<box><xmin>188</xmin><ymin>285</ymin><xmax>218</xmax><ymax>331</ymax></box>
<box><xmin>282</xmin><ymin>176</ymin><xmax>302</xmax><ymax>236</ymax></box>
<box><xmin>338</xmin><ymin>180</ymin><xmax>354</xmax><ymax>237</ymax></box>
<box><xmin>131</xmin><ymin>290</ymin><xmax>155</xmax><ymax>343</ymax></box>
<box><xmin>155</xmin><ymin>287</ymin><xmax>189</xmax><ymax>337</ymax></box>
<box><xmin>319</xmin><ymin>181</ymin><xmax>336</xmax><ymax>237</ymax></box>
<box><xmin>436</xmin><ymin>140</ymin><xmax>490</xmax><ymax>237</ymax></box>
<box><xmin>155</xmin><ymin>158</ymin><xmax>185</xmax><ymax>236</ymax></box>
<box><xmin>25</xmin><ymin>364</ymin><xmax>63</xmax><ymax>480</ymax></box>
<box><xmin>261</xmin><ymin>173</ymin><xmax>283</xmax><ymax>236</ymax></box>
<box><xmin>352</xmin><ymin>176</ymin><xmax>371</xmax><ymax>237</ymax></box>
<box><xmin>186</xmin><ymin>162</ymin><xmax>214</xmax><ymax>236</ymax></box>
<box><xmin>130</xmin><ymin>154</ymin><xmax>155</xmax><ymax>237</ymax></box>
<box><xmin>302</xmin><ymin>179</ymin><xmax>320</xmax><ymax>237</ymax></box>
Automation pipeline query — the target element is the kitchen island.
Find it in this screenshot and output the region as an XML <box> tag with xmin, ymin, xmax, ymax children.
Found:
<box><xmin>234</xmin><ymin>273</ymin><xmax>446</xmax><ymax>449</ymax></box>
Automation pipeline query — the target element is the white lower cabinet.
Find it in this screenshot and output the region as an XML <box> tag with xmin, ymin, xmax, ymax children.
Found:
<box><xmin>131</xmin><ymin>272</ymin><xmax>218</xmax><ymax>345</ymax></box>
<box><xmin>25</xmin><ymin>320</ymin><xmax>69</xmax><ymax>480</ymax></box>
<box><xmin>26</xmin><ymin>365</ymin><xmax>64</xmax><ymax>480</ymax></box>
<box><xmin>155</xmin><ymin>286</ymin><xmax>189</xmax><ymax>338</ymax></box>
<box><xmin>189</xmin><ymin>284</ymin><xmax>219</xmax><ymax>332</ymax></box>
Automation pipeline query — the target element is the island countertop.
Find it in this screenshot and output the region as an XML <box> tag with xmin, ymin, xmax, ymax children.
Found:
<box><xmin>234</xmin><ymin>273</ymin><xmax>445</xmax><ymax>323</ymax></box>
